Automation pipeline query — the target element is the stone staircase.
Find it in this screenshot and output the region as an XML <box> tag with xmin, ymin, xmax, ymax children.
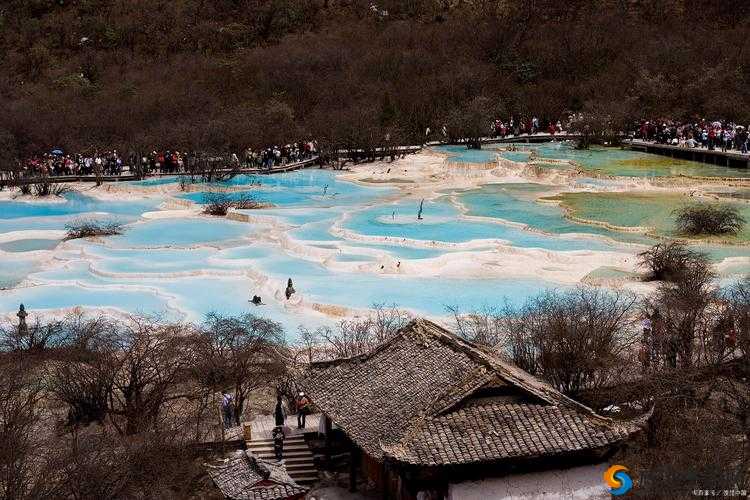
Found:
<box><xmin>246</xmin><ymin>433</ymin><xmax>319</xmax><ymax>485</ymax></box>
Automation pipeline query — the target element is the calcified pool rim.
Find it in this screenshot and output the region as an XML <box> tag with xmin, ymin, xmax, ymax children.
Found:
<box><xmin>3</xmin><ymin>150</ymin><xmax>750</xmax><ymax>337</ymax></box>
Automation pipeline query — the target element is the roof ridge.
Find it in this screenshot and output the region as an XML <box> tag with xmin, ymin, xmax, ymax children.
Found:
<box><xmin>409</xmin><ymin>319</ymin><xmax>619</xmax><ymax>425</ymax></box>
<box><xmin>412</xmin><ymin>319</ymin><xmax>560</xmax><ymax>402</ymax></box>
<box><xmin>307</xmin><ymin>318</ymin><xmax>616</xmax><ymax>425</ymax></box>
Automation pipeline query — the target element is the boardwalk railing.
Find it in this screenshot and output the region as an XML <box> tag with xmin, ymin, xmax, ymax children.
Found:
<box><xmin>625</xmin><ymin>139</ymin><xmax>750</xmax><ymax>169</ymax></box>
<box><xmin>4</xmin><ymin>157</ymin><xmax>321</xmax><ymax>185</ymax></box>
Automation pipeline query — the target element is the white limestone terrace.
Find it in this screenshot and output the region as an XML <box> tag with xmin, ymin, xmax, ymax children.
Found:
<box><xmin>1</xmin><ymin>148</ymin><xmax>748</xmax><ymax>338</ymax></box>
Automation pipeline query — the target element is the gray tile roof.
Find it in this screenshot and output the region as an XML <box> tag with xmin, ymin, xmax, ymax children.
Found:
<box><xmin>301</xmin><ymin>319</ymin><xmax>637</xmax><ymax>466</ymax></box>
<box><xmin>383</xmin><ymin>402</ymin><xmax>630</xmax><ymax>465</ymax></box>
<box><xmin>205</xmin><ymin>451</ymin><xmax>307</xmax><ymax>500</ymax></box>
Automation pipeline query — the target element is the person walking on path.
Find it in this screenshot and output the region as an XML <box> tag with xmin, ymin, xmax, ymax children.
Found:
<box><xmin>221</xmin><ymin>392</ymin><xmax>234</xmax><ymax>429</ymax></box>
<box><xmin>274</xmin><ymin>394</ymin><xmax>286</xmax><ymax>427</ymax></box>
<box><xmin>272</xmin><ymin>425</ymin><xmax>285</xmax><ymax>461</ymax></box>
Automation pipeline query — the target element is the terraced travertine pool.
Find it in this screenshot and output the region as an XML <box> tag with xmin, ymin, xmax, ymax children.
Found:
<box><xmin>3</xmin><ymin>149</ymin><xmax>750</xmax><ymax>338</ymax></box>
<box><xmin>436</xmin><ymin>141</ymin><xmax>750</xmax><ymax>178</ymax></box>
<box><xmin>548</xmin><ymin>191</ymin><xmax>750</xmax><ymax>243</ymax></box>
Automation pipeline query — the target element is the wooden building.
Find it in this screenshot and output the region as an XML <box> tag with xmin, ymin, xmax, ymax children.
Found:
<box><xmin>302</xmin><ymin>319</ymin><xmax>643</xmax><ymax>499</ymax></box>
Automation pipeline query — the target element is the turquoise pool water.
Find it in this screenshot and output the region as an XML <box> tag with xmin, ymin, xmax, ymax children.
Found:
<box><xmin>504</xmin><ymin>142</ymin><xmax>750</xmax><ymax>178</ymax></box>
<box><xmin>343</xmin><ymin>197</ymin><xmax>617</xmax><ymax>252</ymax></box>
<box><xmin>0</xmin><ymin>238</ymin><xmax>59</xmax><ymax>252</ymax></box>
<box><xmin>0</xmin><ymin>216</ymin><xmax>81</xmax><ymax>234</ymax></box>
<box><xmin>0</xmin><ymin>259</ymin><xmax>40</xmax><ymax>289</ymax></box>
<box><xmin>242</xmin><ymin>248</ymin><xmax>559</xmax><ymax>315</ymax></box>
<box><xmin>0</xmin><ymin>283</ymin><xmax>170</xmax><ymax>314</ymax></box>
<box><xmin>173</xmin><ymin>170</ymin><xmax>391</xmax><ymax>208</ymax></box>
<box><xmin>0</xmin><ymin>193</ymin><xmax>161</xmax><ymax>237</ymax></box>
<box><xmin>458</xmin><ymin>184</ymin><xmax>653</xmax><ymax>246</ymax></box>
<box><xmin>5</xmin><ymin>158</ymin><xmax>750</xmax><ymax>338</ymax></box>
<box><xmin>0</xmin><ymin>192</ymin><xmax>160</xmax><ymax>219</ymax></box>
<box><xmin>110</xmin><ymin>218</ymin><xmax>253</xmax><ymax>247</ymax></box>
<box><xmin>434</xmin><ymin>142</ymin><xmax>750</xmax><ymax>178</ymax></box>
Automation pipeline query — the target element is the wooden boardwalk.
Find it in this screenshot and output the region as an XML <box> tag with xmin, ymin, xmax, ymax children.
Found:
<box><xmin>9</xmin><ymin>157</ymin><xmax>320</xmax><ymax>185</ymax></box>
<box><xmin>626</xmin><ymin>139</ymin><xmax>750</xmax><ymax>169</ymax></box>
<box><xmin>425</xmin><ymin>132</ymin><xmax>581</xmax><ymax>148</ymax></box>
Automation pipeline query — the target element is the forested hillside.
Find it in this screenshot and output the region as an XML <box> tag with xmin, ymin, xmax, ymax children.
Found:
<box><xmin>1</xmin><ymin>0</ymin><xmax>749</xmax><ymax>156</ymax></box>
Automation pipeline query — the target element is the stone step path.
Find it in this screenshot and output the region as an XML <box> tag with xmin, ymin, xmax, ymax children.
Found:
<box><xmin>247</xmin><ymin>433</ymin><xmax>319</xmax><ymax>485</ymax></box>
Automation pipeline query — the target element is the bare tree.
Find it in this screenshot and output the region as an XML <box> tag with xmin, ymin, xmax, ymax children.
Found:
<box><xmin>106</xmin><ymin>316</ymin><xmax>195</xmax><ymax>435</ymax></box>
<box><xmin>448</xmin><ymin>305</ymin><xmax>504</xmax><ymax>347</ymax></box>
<box><xmin>444</xmin><ymin>96</ymin><xmax>496</xmax><ymax>149</ymax></box>
<box><xmin>308</xmin><ymin>304</ymin><xmax>411</xmax><ymax>359</ymax></box>
<box><xmin>724</xmin><ymin>278</ymin><xmax>750</xmax><ymax>360</ymax></box>
<box><xmin>45</xmin><ymin>317</ymin><xmax>118</xmax><ymax>428</ymax></box>
<box><xmin>499</xmin><ymin>287</ymin><xmax>639</xmax><ymax>395</ymax></box>
<box><xmin>193</xmin><ymin>313</ymin><xmax>287</xmax><ymax>426</ymax></box>
<box><xmin>644</xmin><ymin>257</ymin><xmax>719</xmax><ymax>369</ymax></box>
<box><xmin>0</xmin><ymin>356</ymin><xmax>56</xmax><ymax>500</ymax></box>
<box><xmin>0</xmin><ymin>316</ymin><xmax>67</xmax><ymax>353</ymax></box>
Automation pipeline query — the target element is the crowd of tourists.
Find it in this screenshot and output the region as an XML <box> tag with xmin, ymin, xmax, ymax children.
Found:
<box><xmin>25</xmin><ymin>151</ymin><xmax>126</xmax><ymax>177</ymax></box>
<box><xmin>490</xmin><ymin>116</ymin><xmax>565</xmax><ymax>138</ymax></box>
<box><xmin>17</xmin><ymin>141</ymin><xmax>318</xmax><ymax>179</ymax></box>
<box><xmin>633</xmin><ymin>119</ymin><xmax>750</xmax><ymax>153</ymax></box>
<box><xmin>243</xmin><ymin>142</ymin><xmax>317</xmax><ymax>169</ymax></box>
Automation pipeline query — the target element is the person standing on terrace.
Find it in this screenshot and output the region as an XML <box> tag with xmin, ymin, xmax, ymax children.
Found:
<box><xmin>296</xmin><ymin>392</ymin><xmax>310</xmax><ymax>429</ymax></box>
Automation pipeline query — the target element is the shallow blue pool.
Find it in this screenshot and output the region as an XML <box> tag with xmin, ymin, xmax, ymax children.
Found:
<box><xmin>344</xmin><ymin>197</ymin><xmax>617</xmax><ymax>252</ymax></box>
<box><xmin>0</xmin><ymin>283</ymin><xmax>170</xmax><ymax>314</ymax></box>
<box><xmin>0</xmin><ymin>192</ymin><xmax>160</xmax><ymax>219</ymax></box>
<box><xmin>110</xmin><ymin>218</ymin><xmax>253</xmax><ymax>247</ymax></box>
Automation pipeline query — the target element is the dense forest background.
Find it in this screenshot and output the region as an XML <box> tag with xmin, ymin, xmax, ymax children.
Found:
<box><xmin>1</xmin><ymin>0</ymin><xmax>750</xmax><ymax>156</ymax></box>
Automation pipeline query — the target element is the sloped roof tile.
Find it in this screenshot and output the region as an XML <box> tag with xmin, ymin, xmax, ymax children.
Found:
<box><xmin>301</xmin><ymin>319</ymin><xmax>637</xmax><ymax>466</ymax></box>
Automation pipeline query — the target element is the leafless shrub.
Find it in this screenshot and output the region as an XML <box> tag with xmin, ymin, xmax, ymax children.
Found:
<box><xmin>46</xmin><ymin>430</ymin><xmax>206</xmax><ymax>499</ymax></box>
<box><xmin>32</xmin><ymin>180</ymin><xmax>71</xmax><ymax>197</ymax></box>
<box><xmin>202</xmin><ymin>192</ymin><xmax>262</xmax><ymax>216</ymax></box>
<box><xmin>0</xmin><ymin>356</ymin><xmax>56</xmax><ymax>500</ymax></box>
<box><xmin>625</xmin><ymin>400</ymin><xmax>747</xmax><ymax>499</ymax></box>
<box><xmin>64</xmin><ymin>218</ymin><xmax>125</xmax><ymax>240</ymax></box>
<box><xmin>637</xmin><ymin>241</ymin><xmax>706</xmax><ymax>282</ymax></box>
<box><xmin>674</xmin><ymin>204</ymin><xmax>746</xmax><ymax>236</ymax></box>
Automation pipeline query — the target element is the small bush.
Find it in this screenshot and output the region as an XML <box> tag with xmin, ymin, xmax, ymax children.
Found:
<box><xmin>19</xmin><ymin>182</ymin><xmax>31</xmax><ymax>195</ymax></box>
<box><xmin>33</xmin><ymin>180</ymin><xmax>71</xmax><ymax>197</ymax></box>
<box><xmin>674</xmin><ymin>204</ymin><xmax>745</xmax><ymax>236</ymax></box>
<box><xmin>65</xmin><ymin>218</ymin><xmax>125</xmax><ymax>240</ymax></box>
<box><xmin>203</xmin><ymin>192</ymin><xmax>261</xmax><ymax>216</ymax></box>
<box><xmin>637</xmin><ymin>241</ymin><xmax>707</xmax><ymax>282</ymax></box>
